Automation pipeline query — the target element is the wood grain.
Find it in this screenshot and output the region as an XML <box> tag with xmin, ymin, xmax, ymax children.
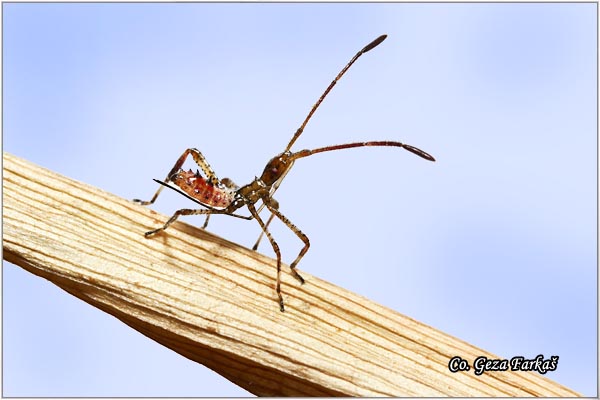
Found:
<box><xmin>2</xmin><ymin>152</ymin><xmax>580</xmax><ymax>396</ymax></box>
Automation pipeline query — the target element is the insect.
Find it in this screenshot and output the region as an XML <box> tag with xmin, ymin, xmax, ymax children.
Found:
<box><xmin>134</xmin><ymin>34</ymin><xmax>435</xmax><ymax>312</ymax></box>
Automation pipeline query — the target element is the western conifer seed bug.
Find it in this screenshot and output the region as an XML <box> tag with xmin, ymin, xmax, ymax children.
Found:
<box><xmin>134</xmin><ymin>34</ymin><xmax>435</xmax><ymax>311</ymax></box>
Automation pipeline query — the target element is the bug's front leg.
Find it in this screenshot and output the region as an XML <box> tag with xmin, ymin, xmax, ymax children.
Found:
<box><xmin>263</xmin><ymin>198</ymin><xmax>308</xmax><ymax>285</ymax></box>
<box><xmin>251</xmin><ymin>201</ymin><xmax>276</xmax><ymax>251</ymax></box>
<box><xmin>246</xmin><ymin>202</ymin><xmax>287</xmax><ymax>312</ymax></box>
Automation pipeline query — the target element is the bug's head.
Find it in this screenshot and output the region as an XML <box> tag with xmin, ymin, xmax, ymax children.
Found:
<box><xmin>260</xmin><ymin>151</ymin><xmax>295</xmax><ymax>186</ymax></box>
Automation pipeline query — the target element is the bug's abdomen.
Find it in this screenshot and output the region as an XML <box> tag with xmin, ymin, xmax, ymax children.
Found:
<box><xmin>171</xmin><ymin>169</ymin><xmax>235</xmax><ymax>208</ymax></box>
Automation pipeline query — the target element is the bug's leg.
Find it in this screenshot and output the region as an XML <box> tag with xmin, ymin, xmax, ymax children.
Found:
<box><xmin>134</xmin><ymin>148</ymin><xmax>220</xmax><ymax>205</ymax></box>
<box><xmin>246</xmin><ymin>203</ymin><xmax>286</xmax><ymax>312</ymax></box>
<box><xmin>134</xmin><ymin>149</ymin><xmax>195</xmax><ymax>205</ymax></box>
<box><xmin>251</xmin><ymin>213</ymin><xmax>275</xmax><ymax>251</ymax></box>
<box><xmin>263</xmin><ymin>198</ymin><xmax>308</xmax><ymax>285</ymax></box>
<box><xmin>145</xmin><ymin>208</ymin><xmax>222</xmax><ymax>237</ymax></box>
<box><xmin>188</xmin><ymin>148</ymin><xmax>220</xmax><ymax>186</ymax></box>
<box><xmin>251</xmin><ymin>198</ymin><xmax>279</xmax><ymax>250</ymax></box>
<box><xmin>201</xmin><ymin>215</ymin><xmax>211</xmax><ymax>229</ymax></box>
<box><xmin>133</xmin><ymin>183</ymin><xmax>166</xmax><ymax>206</ymax></box>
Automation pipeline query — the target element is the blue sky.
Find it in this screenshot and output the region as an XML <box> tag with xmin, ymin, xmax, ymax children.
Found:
<box><xmin>3</xmin><ymin>3</ymin><xmax>597</xmax><ymax>396</ymax></box>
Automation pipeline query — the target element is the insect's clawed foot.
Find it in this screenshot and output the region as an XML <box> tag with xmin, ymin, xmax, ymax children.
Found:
<box><xmin>144</xmin><ymin>229</ymin><xmax>162</xmax><ymax>238</ymax></box>
<box><xmin>293</xmin><ymin>271</ymin><xmax>305</xmax><ymax>285</ymax></box>
<box><xmin>133</xmin><ymin>198</ymin><xmax>151</xmax><ymax>206</ymax></box>
<box><xmin>290</xmin><ymin>264</ymin><xmax>305</xmax><ymax>284</ymax></box>
<box><xmin>279</xmin><ymin>296</ymin><xmax>285</xmax><ymax>312</ymax></box>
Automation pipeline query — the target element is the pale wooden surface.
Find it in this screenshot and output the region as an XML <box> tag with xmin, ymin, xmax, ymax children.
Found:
<box><xmin>3</xmin><ymin>152</ymin><xmax>580</xmax><ymax>397</ymax></box>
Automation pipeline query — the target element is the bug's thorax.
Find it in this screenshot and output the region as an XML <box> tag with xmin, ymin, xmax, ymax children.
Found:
<box><xmin>237</xmin><ymin>177</ymin><xmax>267</xmax><ymax>203</ymax></box>
<box><xmin>235</xmin><ymin>151</ymin><xmax>296</xmax><ymax>203</ymax></box>
<box><xmin>171</xmin><ymin>169</ymin><xmax>238</xmax><ymax>208</ymax></box>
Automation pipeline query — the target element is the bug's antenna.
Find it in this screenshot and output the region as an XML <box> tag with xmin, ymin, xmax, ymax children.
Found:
<box><xmin>291</xmin><ymin>140</ymin><xmax>436</xmax><ymax>162</ymax></box>
<box><xmin>284</xmin><ymin>34</ymin><xmax>388</xmax><ymax>153</ymax></box>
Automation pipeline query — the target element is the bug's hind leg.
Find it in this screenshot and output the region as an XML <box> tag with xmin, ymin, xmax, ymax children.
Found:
<box><xmin>134</xmin><ymin>148</ymin><xmax>220</xmax><ymax>229</ymax></box>
<box><xmin>145</xmin><ymin>208</ymin><xmax>221</xmax><ymax>237</ymax></box>
<box><xmin>134</xmin><ymin>148</ymin><xmax>220</xmax><ymax>205</ymax></box>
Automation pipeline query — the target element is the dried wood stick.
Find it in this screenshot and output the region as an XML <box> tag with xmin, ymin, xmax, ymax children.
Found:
<box><xmin>2</xmin><ymin>152</ymin><xmax>580</xmax><ymax>396</ymax></box>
